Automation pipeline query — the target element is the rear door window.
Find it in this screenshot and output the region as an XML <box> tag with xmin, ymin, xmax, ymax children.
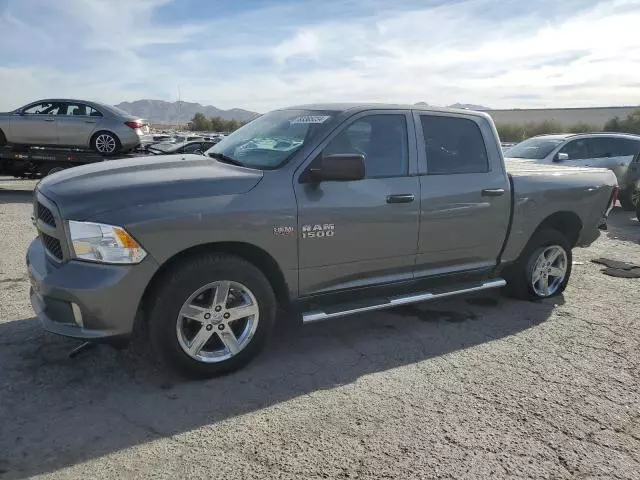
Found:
<box><xmin>419</xmin><ymin>115</ymin><xmax>489</xmax><ymax>174</ymax></box>
<box><xmin>62</xmin><ymin>103</ymin><xmax>101</xmax><ymax>117</ymax></box>
<box><xmin>583</xmin><ymin>138</ymin><xmax>611</xmax><ymax>158</ymax></box>
<box><xmin>607</xmin><ymin>137</ymin><xmax>640</xmax><ymax>156</ymax></box>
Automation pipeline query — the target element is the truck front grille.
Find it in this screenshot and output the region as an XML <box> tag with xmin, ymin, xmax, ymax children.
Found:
<box><xmin>37</xmin><ymin>202</ymin><xmax>56</xmax><ymax>227</ymax></box>
<box><xmin>41</xmin><ymin>233</ymin><xmax>63</xmax><ymax>261</ymax></box>
<box><xmin>35</xmin><ymin>191</ymin><xmax>67</xmax><ymax>262</ymax></box>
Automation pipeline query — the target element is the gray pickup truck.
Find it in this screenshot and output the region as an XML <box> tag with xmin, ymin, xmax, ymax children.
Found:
<box><xmin>27</xmin><ymin>104</ymin><xmax>618</xmax><ymax>376</ymax></box>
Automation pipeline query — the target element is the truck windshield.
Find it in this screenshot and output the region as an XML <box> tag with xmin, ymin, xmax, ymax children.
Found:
<box><xmin>507</xmin><ymin>138</ymin><xmax>565</xmax><ymax>159</ymax></box>
<box><xmin>204</xmin><ymin>109</ymin><xmax>336</xmax><ymax>169</ymax></box>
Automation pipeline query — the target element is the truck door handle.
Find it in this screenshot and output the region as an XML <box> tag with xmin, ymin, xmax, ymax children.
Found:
<box><xmin>84</xmin><ymin>120</ymin><xmax>96</xmax><ymax>123</ymax></box>
<box><xmin>44</xmin><ymin>118</ymin><xmax>55</xmax><ymax>122</ymax></box>
<box><xmin>481</xmin><ymin>188</ymin><xmax>505</xmax><ymax>197</ymax></box>
<box><xmin>386</xmin><ymin>194</ymin><xmax>415</xmax><ymax>204</ymax></box>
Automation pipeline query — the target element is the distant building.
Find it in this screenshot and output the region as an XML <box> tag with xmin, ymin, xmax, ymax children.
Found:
<box><xmin>486</xmin><ymin>106</ymin><xmax>640</xmax><ymax>128</ymax></box>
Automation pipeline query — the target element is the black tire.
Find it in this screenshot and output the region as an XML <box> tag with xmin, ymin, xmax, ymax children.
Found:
<box><xmin>39</xmin><ymin>165</ymin><xmax>66</xmax><ymax>177</ymax></box>
<box><xmin>503</xmin><ymin>229</ymin><xmax>572</xmax><ymax>301</ymax></box>
<box><xmin>619</xmin><ymin>190</ymin><xmax>635</xmax><ymax>211</ymax></box>
<box><xmin>0</xmin><ymin>129</ymin><xmax>6</xmax><ymax>146</ymax></box>
<box><xmin>90</xmin><ymin>131</ymin><xmax>121</xmax><ymax>155</ymax></box>
<box><xmin>636</xmin><ymin>202</ymin><xmax>640</xmax><ymax>223</ymax></box>
<box><xmin>148</xmin><ymin>253</ymin><xmax>276</xmax><ymax>378</ymax></box>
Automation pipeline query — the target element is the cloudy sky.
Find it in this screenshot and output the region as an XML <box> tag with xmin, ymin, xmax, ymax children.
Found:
<box><xmin>1</xmin><ymin>0</ymin><xmax>639</xmax><ymax>112</ymax></box>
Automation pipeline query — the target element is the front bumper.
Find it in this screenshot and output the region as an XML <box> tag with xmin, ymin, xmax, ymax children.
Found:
<box><xmin>26</xmin><ymin>237</ymin><xmax>159</xmax><ymax>342</ymax></box>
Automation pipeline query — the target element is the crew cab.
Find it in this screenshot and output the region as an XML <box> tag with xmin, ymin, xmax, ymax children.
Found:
<box><xmin>26</xmin><ymin>104</ymin><xmax>617</xmax><ymax>377</ymax></box>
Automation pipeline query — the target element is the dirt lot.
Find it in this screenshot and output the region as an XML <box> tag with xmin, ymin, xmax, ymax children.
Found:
<box><xmin>1</xmin><ymin>180</ymin><xmax>639</xmax><ymax>480</ymax></box>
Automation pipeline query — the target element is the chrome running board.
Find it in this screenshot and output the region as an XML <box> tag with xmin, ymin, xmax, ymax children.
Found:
<box><xmin>302</xmin><ymin>279</ymin><xmax>506</xmax><ymax>324</ymax></box>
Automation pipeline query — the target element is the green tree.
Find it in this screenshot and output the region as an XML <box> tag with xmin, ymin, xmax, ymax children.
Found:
<box><xmin>496</xmin><ymin>123</ymin><xmax>526</xmax><ymax>142</ymax></box>
<box><xmin>566</xmin><ymin>122</ymin><xmax>598</xmax><ymax>134</ymax></box>
<box><xmin>604</xmin><ymin>110</ymin><xmax>640</xmax><ymax>134</ymax></box>
<box><xmin>209</xmin><ymin>116</ymin><xmax>225</xmax><ymax>132</ymax></box>
<box><xmin>188</xmin><ymin>112</ymin><xmax>211</xmax><ymax>131</ymax></box>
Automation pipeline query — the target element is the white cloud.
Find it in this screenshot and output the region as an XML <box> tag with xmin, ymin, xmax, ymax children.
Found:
<box><xmin>1</xmin><ymin>0</ymin><xmax>640</xmax><ymax>111</ymax></box>
<box><xmin>273</xmin><ymin>31</ymin><xmax>322</xmax><ymax>65</ymax></box>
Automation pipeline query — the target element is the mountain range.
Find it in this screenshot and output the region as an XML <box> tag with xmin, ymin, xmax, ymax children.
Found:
<box><xmin>114</xmin><ymin>100</ymin><xmax>492</xmax><ymax>125</ymax></box>
<box><xmin>114</xmin><ymin>100</ymin><xmax>260</xmax><ymax>125</ymax></box>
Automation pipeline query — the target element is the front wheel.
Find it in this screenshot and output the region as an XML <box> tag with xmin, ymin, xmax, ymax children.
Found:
<box><xmin>90</xmin><ymin>132</ymin><xmax>120</xmax><ymax>155</ymax></box>
<box><xmin>503</xmin><ymin>229</ymin><xmax>572</xmax><ymax>300</ymax></box>
<box><xmin>148</xmin><ymin>254</ymin><xmax>276</xmax><ymax>377</ymax></box>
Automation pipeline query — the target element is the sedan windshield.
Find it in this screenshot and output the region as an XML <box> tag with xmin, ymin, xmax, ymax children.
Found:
<box><xmin>507</xmin><ymin>138</ymin><xmax>565</xmax><ymax>160</ymax></box>
<box><xmin>204</xmin><ymin>109</ymin><xmax>336</xmax><ymax>169</ymax></box>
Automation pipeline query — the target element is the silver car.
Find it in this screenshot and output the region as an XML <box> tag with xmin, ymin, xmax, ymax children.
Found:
<box><xmin>506</xmin><ymin>132</ymin><xmax>640</xmax><ymax>209</ymax></box>
<box><xmin>0</xmin><ymin>99</ymin><xmax>148</xmax><ymax>154</ymax></box>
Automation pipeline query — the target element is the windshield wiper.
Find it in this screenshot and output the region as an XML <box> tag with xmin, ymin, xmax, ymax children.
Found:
<box><xmin>207</xmin><ymin>152</ymin><xmax>246</xmax><ymax>167</ymax></box>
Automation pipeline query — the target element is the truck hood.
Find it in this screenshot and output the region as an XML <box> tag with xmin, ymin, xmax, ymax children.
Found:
<box><xmin>37</xmin><ymin>154</ymin><xmax>263</xmax><ymax>220</ymax></box>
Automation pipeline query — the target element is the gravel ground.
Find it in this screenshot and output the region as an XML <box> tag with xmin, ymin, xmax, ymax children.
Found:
<box><xmin>1</xmin><ymin>180</ymin><xmax>639</xmax><ymax>480</ymax></box>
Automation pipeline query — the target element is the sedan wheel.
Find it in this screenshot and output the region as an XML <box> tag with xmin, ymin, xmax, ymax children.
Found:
<box><xmin>93</xmin><ymin>133</ymin><xmax>117</xmax><ymax>153</ymax></box>
<box><xmin>176</xmin><ymin>280</ymin><xmax>260</xmax><ymax>363</ymax></box>
<box><xmin>530</xmin><ymin>245</ymin><xmax>568</xmax><ymax>297</ymax></box>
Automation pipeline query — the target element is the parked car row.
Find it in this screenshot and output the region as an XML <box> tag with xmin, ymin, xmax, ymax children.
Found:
<box><xmin>505</xmin><ymin>132</ymin><xmax>640</xmax><ymax>210</ymax></box>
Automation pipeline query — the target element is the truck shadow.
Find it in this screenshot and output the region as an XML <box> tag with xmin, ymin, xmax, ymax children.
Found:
<box><xmin>0</xmin><ymin>293</ymin><xmax>560</xmax><ymax>479</ymax></box>
<box><xmin>605</xmin><ymin>207</ymin><xmax>640</xmax><ymax>244</ymax></box>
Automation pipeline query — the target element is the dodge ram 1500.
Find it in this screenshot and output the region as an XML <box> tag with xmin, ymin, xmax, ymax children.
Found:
<box><xmin>27</xmin><ymin>104</ymin><xmax>618</xmax><ymax>376</ymax></box>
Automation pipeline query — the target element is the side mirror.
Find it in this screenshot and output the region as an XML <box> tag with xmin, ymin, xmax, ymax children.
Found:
<box><xmin>303</xmin><ymin>154</ymin><xmax>365</xmax><ymax>183</ymax></box>
<box><xmin>555</xmin><ymin>152</ymin><xmax>569</xmax><ymax>162</ymax></box>
<box><xmin>194</xmin><ymin>149</ymin><xmax>203</xmax><ymax>155</ymax></box>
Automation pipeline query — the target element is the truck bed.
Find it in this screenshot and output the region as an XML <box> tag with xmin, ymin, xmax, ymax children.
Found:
<box><xmin>505</xmin><ymin>158</ymin><xmax>610</xmax><ymax>176</ymax></box>
<box><xmin>501</xmin><ymin>158</ymin><xmax>618</xmax><ymax>264</ymax></box>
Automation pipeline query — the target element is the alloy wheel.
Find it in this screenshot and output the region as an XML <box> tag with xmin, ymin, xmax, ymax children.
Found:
<box><xmin>176</xmin><ymin>280</ymin><xmax>260</xmax><ymax>363</ymax></box>
<box><xmin>530</xmin><ymin>245</ymin><xmax>568</xmax><ymax>297</ymax></box>
<box><xmin>95</xmin><ymin>134</ymin><xmax>116</xmax><ymax>153</ymax></box>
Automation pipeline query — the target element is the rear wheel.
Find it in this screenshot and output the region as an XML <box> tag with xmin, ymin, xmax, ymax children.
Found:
<box><xmin>0</xmin><ymin>129</ymin><xmax>6</xmax><ymax>146</ymax></box>
<box><xmin>148</xmin><ymin>254</ymin><xmax>276</xmax><ymax>377</ymax></box>
<box><xmin>90</xmin><ymin>131</ymin><xmax>121</xmax><ymax>154</ymax></box>
<box><xmin>503</xmin><ymin>229</ymin><xmax>572</xmax><ymax>300</ymax></box>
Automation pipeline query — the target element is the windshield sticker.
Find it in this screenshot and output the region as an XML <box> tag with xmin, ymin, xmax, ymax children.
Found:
<box><xmin>290</xmin><ymin>115</ymin><xmax>330</xmax><ymax>125</ymax></box>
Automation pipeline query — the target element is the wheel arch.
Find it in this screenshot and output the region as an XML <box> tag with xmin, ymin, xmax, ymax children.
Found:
<box><xmin>90</xmin><ymin>130</ymin><xmax>121</xmax><ymax>151</ymax></box>
<box><xmin>139</xmin><ymin>241</ymin><xmax>291</xmax><ymax>320</ymax></box>
<box><xmin>531</xmin><ymin>211</ymin><xmax>583</xmax><ymax>248</ymax></box>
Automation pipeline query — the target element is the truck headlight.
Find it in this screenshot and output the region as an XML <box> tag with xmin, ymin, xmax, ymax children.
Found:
<box><xmin>68</xmin><ymin>221</ymin><xmax>147</xmax><ymax>264</ymax></box>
